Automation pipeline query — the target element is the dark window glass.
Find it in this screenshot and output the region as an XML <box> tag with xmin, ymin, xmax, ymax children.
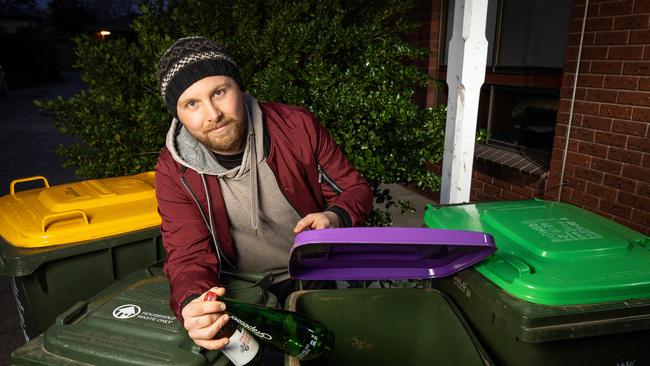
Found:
<box><xmin>443</xmin><ymin>0</ymin><xmax>498</xmax><ymax>66</ymax></box>
<box><xmin>443</xmin><ymin>0</ymin><xmax>571</xmax><ymax>71</ymax></box>
<box><xmin>497</xmin><ymin>0</ymin><xmax>571</xmax><ymax>69</ymax></box>
<box><xmin>485</xmin><ymin>86</ymin><xmax>559</xmax><ymax>164</ymax></box>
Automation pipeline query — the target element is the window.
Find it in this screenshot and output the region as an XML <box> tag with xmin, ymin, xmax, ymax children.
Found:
<box><xmin>441</xmin><ymin>0</ymin><xmax>572</xmax><ymax>168</ymax></box>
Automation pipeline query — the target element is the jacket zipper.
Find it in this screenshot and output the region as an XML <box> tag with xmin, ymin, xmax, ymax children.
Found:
<box><xmin>180</xmin><ymin>174</ymin><xmax>237</xmax><ymax>271</ymax></box>
<box><xmin>317</xmin><ymin>163</ymin><xmax>343</xmax><ymax>194</ymax></box>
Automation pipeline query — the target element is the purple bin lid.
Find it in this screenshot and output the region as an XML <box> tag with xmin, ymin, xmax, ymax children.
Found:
<box><xmin>289</xmin><ymin>227</ymin><xmax>496</xmax><ymax>281</ymax></box>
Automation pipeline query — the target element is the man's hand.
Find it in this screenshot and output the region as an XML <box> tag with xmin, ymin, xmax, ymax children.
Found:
<box><xmin>293</xmin><ymin>211</ymin><xmax>341</xmax><ymax>233</ymax></box>
<box><xmin>181</xmin><ymin>287</ymin><xmax>231</xmax><ymax>350</ymax></box>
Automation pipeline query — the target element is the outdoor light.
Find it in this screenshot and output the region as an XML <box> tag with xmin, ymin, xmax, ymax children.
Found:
<box><xmin>99</xmin><ymin>30</ymin><xmax>111</xmax><ymax>40</ymax></box>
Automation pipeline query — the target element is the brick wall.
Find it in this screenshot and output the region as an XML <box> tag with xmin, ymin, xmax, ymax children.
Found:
<box><xmin>545</xmin><ymin>0</ymin><xmax>650</xmax><ymax>235</ymax></box>
<box><xmin>428</xmin><ymin>158</ymin><xmax>547</xmax><ymax>203</ymax></box>
<box><xmin>425</xmin><ymin>0</ymin><xmax>443</xmax><ymax>107</ymax></box>
<box><xmin>404</xmin><ymin>0</ymin><xmax>442</xmax><ymax>107</ymax></box>
<box><xmin>471</xmin><ymin>163</ymin><xmax>546</xmax><ymax>202</ymax></box>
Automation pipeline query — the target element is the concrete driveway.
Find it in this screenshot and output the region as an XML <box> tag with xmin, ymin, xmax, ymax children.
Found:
<box><xmin>0</xmin><ymin>71</ymin><xmax>83</xmax><ymax>364</ymax></box>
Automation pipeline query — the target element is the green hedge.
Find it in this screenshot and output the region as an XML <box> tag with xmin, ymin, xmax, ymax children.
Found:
<box><xmin>38</xmin><ymin>0</ymin><xmax>446</xmax><ymax>225</ymax></box>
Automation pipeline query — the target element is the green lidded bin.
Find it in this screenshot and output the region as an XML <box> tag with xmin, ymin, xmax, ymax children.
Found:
<box><xmin>11</xmin><ymin>265</ymin><xmax>278</xmax><ymax>365</ymax></box>
<box><xmin>425</xmin><ymin>198</ymin><xmax>650</xmax><ymax>366</ymax></box>
<box><xmin>0</xmin><ymin>173</ymin><xmax>164</xmax><ymax>339</ymax></box>
<box><xmin>284</xmin><ymin>227</ymin><xmax>497</xmax><ymax>366</ymax></box>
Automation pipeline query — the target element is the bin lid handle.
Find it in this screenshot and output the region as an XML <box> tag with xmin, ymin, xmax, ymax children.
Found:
<box><xmin>10</xmin><ymin>176</ymin><xmax>50</xmax><ymax>194</ymax></box>
<box><xmin>42</xmin><ymin>210</ymin><xmax>89</xmax><ymax>232</ymax></box>
<box><xmin>500</xmin><ymin>253</ymin><xmax>532</xmax><ymax>276</ymax></box>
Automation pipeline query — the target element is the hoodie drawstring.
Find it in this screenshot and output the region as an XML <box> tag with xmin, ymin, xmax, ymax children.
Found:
<box><xmin>246</xmin><ymin>98</ymin><xmax>260</xmax><ymax>234</ymax></box>
<box><xmin>249</xmin><ymin>135</ymin><xmax>259</xmax><ymax>233</ymax></box>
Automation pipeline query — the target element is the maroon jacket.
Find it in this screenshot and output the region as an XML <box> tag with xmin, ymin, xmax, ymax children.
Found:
<box><xmin>155</xmin><ymin>102</ymin><xmax>373</xmax><ymax>318</ymax></box>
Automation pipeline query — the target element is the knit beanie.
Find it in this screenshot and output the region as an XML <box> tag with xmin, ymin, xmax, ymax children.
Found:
<box><xmin>156</xmin><ymin>36</ymin><xmax>243</xmax><ymax>118</ymax></box>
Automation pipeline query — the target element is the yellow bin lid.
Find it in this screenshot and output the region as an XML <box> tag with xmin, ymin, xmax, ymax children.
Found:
<box><xmin>0</xmin><ymin>172</ymin><xmax>161</xmax><ymax>248</ymax></box>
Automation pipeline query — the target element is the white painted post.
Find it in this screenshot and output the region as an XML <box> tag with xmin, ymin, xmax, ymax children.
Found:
<box><xmin>440</xmin><ymin>0</ymin><xmax>489</xmax><ymax>204</ymax></box>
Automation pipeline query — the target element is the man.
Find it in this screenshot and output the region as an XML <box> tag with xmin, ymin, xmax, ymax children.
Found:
<box><xmin>154</xmin><ymin>36</ymin><xmax>373</xmax><ymax>351</ymax></box>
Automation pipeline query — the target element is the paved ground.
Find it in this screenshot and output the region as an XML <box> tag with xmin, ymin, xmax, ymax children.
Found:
<box><xmin>0</xmin><ymin>72</ymin><xmax>436</xmax><ymax>364</ymax></box>
<box><xmin>0</xmin><ymin>72</ymin><xmax>83</xmax><ymax>365</ymax></box>
<box><xmin>378</xmin><ymin>183</ymin><xmax>437</xmax><ymax>227</ymax></box>
<box><xmin>0</xmin><ymin>72</ymin><xmax>81</xmax><ymax>196</ymax></box>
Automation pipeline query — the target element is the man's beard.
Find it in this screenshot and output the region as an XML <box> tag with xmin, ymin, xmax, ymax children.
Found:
<box><xmin>197</xmin><ymin>117</ymin><xmax>247</xmax><ymax>153</ymax></box>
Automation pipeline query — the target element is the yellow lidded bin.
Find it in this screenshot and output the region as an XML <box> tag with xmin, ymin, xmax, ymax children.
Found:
<box><xmin>0</xmin><ymin>172</ymin><xmax>165</xmax><ymax>339</ymax></box>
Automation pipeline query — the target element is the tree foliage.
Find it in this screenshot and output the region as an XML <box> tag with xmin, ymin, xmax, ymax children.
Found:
<box><xmin>39</xmin><ymin>0</ymin><xmax>446</xmax><ymax>224</ymax></box>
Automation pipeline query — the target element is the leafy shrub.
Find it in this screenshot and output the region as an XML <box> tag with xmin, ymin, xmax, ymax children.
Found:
<box><xmin>39</xmin><ymin>0</ymin><xmax>446</xmax><ymax>224</ymax></box>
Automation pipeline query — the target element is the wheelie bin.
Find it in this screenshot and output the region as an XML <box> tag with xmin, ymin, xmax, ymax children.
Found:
<box><xmin>425</xmin><ymin>199</ymin><xmax>650</xmax><ymax>366</ymax></box>
<box><xmin>284</xmin><ymin>227</ymin><xmax>497</xmax><ymax>366</ymax></box>
<box><xmin>0</xmin><ymin>172</ymin><xmax>163</xmax><ymax>338</ymax></box>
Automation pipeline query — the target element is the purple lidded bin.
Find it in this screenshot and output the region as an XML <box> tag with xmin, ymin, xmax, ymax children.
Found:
<box><xmin>289</xmin><ymin>227</ymin><xmax>496</xmax><ymax>281</ymax></box>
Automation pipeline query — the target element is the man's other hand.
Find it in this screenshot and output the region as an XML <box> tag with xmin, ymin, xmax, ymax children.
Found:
<box><xmin>293</xmin><ymin>211</ymin><xmax>341</xmax><ymax>233</ymax></box>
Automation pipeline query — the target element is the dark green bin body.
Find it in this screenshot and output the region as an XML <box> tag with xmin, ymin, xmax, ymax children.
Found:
<box><xmin>440</xmin><ymin>268</ymin><xmax>650</xmax><ymax>366</ymax></box>
<box><xmin>285</xmin><ymin>288</ymin><xmax>493</xmax><ymax>366</ymax></box>
<box><xmin>0</xmin><ymin>227</ymin><xmax>165</xmax><ymax>338</ymax></box>
<box><xmin>11</xmin><ymin>265</ymin><xmax>277</xmax><ymax>366</ymax></box>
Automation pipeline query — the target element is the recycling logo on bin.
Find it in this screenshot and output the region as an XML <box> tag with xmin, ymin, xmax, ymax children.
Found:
<box><xmin>111</xmin><ymin>304</ymin><xmax>177</xmax><ymax>324</ymax></box>
<box><xmin>113</xmin><ymin>304</ymin><xmax>141</xmax><ymax>319</ymax></box>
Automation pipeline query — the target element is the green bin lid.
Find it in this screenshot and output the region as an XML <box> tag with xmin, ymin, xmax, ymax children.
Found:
<box><xmin>424</xmin><ymin>199</ymin><xmax>650</xmax><ymax>305</ymax></box>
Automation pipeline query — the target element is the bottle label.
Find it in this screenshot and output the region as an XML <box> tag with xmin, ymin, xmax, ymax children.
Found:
<box><xmin>230</xmin><ymin>315</ymin><xmax>273</xmax><ymax>340</ymax></box>
<box><xmin>221</xmin><ymin>326</ymin><xmax>260</xmax><ymax>366</ymax></box>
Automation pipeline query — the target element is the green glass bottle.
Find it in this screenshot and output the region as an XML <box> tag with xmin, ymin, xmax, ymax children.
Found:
<box><xmin>205</xmin><ymin>291</ymin><xmax>334</xmax><ymax>361</ymax></box>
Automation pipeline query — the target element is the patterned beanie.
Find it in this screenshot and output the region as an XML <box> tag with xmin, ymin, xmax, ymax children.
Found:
<box><xmin>156</xmin><ymin>36</ymin><xmax>243</xmax><ymax>118</ymax></box>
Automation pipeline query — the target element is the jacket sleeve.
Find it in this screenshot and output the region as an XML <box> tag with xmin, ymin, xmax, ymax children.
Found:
<box><xmin>310</xmin><ymin>113</ymin><xmax>374</xmax><ymax>226</ymax></box>
<box><xmin>155</xmin><ymin>153</ymin><xmax>220</xmax><ymax>321</ymax></box>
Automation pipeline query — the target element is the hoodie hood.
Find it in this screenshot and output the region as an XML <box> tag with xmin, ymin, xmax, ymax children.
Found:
<box><xmin>165</xmin><ymin>93</ymin><xmax>265</xmax><ymax>176</ymax></box>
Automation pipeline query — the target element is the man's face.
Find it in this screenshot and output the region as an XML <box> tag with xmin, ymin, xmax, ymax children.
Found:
<box><xmin>176</xmin><ymin>75</ymin><xmax>247</xmax><ymax>154</ymax></box>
